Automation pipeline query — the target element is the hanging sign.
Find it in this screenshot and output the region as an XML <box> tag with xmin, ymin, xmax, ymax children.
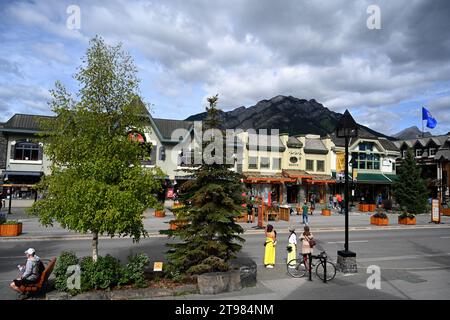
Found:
<box><xmin>431</xmin><ymin>199</ymin><xmax>440</xmax><ymax>223</ymax></box>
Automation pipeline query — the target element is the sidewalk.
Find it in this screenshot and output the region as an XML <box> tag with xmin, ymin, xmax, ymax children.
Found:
<box><xmin>1</xmin><ymin>207</ymin><xmax>449</xmax><ymax>241</ymax></box>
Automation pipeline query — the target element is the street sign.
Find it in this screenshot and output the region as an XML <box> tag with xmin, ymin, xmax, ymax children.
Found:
<box><xmin>153</xmin><ymin>262</ymin><xmax>163</xmax><ymax>272</ymax></box>
<box><xmin>431</xmin><ymin>199</ymin><xmax>440</xmax><ymax>223</ymax></box>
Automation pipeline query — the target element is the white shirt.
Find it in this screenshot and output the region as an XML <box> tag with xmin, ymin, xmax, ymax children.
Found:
<box><xmin>288</xmin><ymin>233</ymin><xmax>297</xmax><ymax>245</ymax></box>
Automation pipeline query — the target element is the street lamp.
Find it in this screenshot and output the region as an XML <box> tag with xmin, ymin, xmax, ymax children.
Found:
<box><xmin>335</xmin><ymin>110</ymin><xmax>358</xmax><ymax>273</ymax></box>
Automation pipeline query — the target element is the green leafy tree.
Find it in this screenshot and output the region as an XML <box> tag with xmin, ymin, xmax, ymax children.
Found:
<box><xmin>29</xmin><ymin>36</ymin><xmax>163</xmax><ymax>261</ymax></box>
<box><xmin>393</xmin><ymin>148</ymin><xmax>428</xmax><ymax>215</ymax></box>
<box><xmin>161</xmin><ymin>95</ymin><xmax>245</xmax><ymax>275</ymax></box>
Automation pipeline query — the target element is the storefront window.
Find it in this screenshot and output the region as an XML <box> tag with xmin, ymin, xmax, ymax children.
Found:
<box><xmin>316</xmin><ymin>160</ymin><xmax>325</xmax><ymax>172</ymax></box>
<box><xmin>353</xmin><ymin>152</ymin><xmax>380</xmax><ymax>170</ymax></box>
<box><xmin>14</xmin><ymin>142</ymin><xmax>40</xmax><ymax>161</ymax></box>
<box><xmin>260</xmin><ymin>157</ymin><xmax>270</xmax><ymax>168</ymax></box>
<box><xmin>248</xmin><ymin>157</ymin><xmax>258</xmax><ymax>169</ymax></box>
<box><xmin>272</xmin><ymin>158</ymin><xmax>282</xmax><ymax>170</ymax></box>
<box><xmin>306</xmin><ymin>159</ymin><xmax>314</xmax><ymax>171</ymax></box>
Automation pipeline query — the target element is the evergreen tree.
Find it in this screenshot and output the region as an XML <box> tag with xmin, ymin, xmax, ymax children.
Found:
<box><xmin>393</xmin><ymin>148</ymin><xmax>428</xmax><ymax>215</ymax></box>
<box><xmin>161</xmin><ymin>95</ymin><xmax>245</xmax><ymax>275</ymax></box>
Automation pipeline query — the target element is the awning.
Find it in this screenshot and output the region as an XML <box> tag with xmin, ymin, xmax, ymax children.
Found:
<box><xmin>354</xmin><ymin>173</ymin><xmax>397</xmax><ymax>184</ymax></box>
<box><xmin>304</xmin><ymin>174</ymin><xmax>336</xmax><ymax>184</ymax></box>
<box><xmin>2</xmin><ymin>171</ymin><xmax>43</xmax><ymax>177</ymax></box>
<box><xmin>243</xmin><ymin>172</ymin><xmax>295</xmax><ymax>184</ymax></box>
<box><xmin>282</xmin><ymin>170</ymin><xmax>312</xmax><ymax>179</ymax></box>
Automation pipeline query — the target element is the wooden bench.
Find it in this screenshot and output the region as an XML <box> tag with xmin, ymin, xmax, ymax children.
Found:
<box><xmin>18</xmin><ymin>257</ymin><xmax>57</xmax><ymax>295</ymax></box>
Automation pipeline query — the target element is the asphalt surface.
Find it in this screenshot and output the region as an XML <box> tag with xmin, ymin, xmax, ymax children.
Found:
<box><xmin>1</xmin><ymin>224</ymin><xmax>450</xmax><ymax>300</ymax></box>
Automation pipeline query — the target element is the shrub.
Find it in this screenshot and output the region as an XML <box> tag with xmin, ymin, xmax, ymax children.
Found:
<box><xmin>119</xmin><ymin>253</ymin><xmax>150</xmax><ymax>288</ymax></box>
<box><xmin>186</xmin><ymin>256</ymin><xmax>229</xmax><ymax>275</ymax></box>
<box><xmin>0</xmin><ymin>214</ymin><xmax>6</xmax><ymax>224</ymax></box>
<box><xmin>88</xmin><ymin>255</ymin><xmax>122</xmax><ymax>289</ymax></box>
<box><xmin>54</xmin><ymin>251</ymin><xmax>79</xmax><ymax>292</ymax></box>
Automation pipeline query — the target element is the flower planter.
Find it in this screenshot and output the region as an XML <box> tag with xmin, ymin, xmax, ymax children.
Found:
<box><xmin>359</xmin><ymin>204</ymin><xmax>369</xmax><ymax>212</ymax></box>
<box><xmin>169</xmin><ymin>220</ymin><xmax>189</xmax><ymax>230</ymax></box>
<box><xmin>154</xmin><ymin>210</ymin><xmax>166</xmax><ymax>218</ymax></box>
<box><xmin>321</xmin><ymin>209</ymin><xmax>331</xmax><ymax>216</ymax></box>
<box><xmin>370</xmin><ymin>216</ymin><xmax>388</xmax><ymax>226</ymax></box>
<box><xmin>398</xmin><ymin>216</ymin><xmax>416</xmax><ymax>225</ymax></box>
<box><xmin>368</xmin><ymin>204</ymin><xmax>376</xmax><ymax>212</ymax></box>
<box><xmin>0</xmin><ymin>223</ymin><xmax>22</xmax><ymax>236</ymax></box>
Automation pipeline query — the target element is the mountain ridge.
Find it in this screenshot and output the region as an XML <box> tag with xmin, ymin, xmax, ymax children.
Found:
<box><xmin>186</xmin><ymin>95</ymin><xmax>394</xmax><ymax>139</ymax></box>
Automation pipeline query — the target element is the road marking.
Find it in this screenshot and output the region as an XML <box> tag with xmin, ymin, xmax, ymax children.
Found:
<box><xmin>327</xmin><ymin>240</ymin><xmax>369</xmax><ymax>244</ymax></box>
<box><xmin>440</xmin><ymin>236</ymin><xmax>450</xmax><ymax>239</ymax></box>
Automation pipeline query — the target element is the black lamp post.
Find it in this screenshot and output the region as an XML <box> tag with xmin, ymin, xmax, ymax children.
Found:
<box><xmin>335</xmin><ymin>110</ymin><xmax>358</xmax><ymax>273</ymax></box>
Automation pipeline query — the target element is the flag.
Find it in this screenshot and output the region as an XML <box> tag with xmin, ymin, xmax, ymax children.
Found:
<box><xmin>422</xmin><ymin>107</ymin><xmax>437</xmax><ymax>129</ymax></box>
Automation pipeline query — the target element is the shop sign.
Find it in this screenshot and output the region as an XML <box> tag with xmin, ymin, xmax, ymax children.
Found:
<box><xmin>431</xmin><ymin>199</ymin><xmax>440</xmax><ymax>223</ymax></box>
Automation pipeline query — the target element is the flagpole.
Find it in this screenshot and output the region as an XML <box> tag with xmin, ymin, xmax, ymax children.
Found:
<box><xmin>422</xmin><ymin>119</ymin><xmax>424</xmax><ymax>138</ymax></box>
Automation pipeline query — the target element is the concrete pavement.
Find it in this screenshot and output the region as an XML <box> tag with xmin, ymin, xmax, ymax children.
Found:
<box><xmin>1</xmin><ymin>224</ymin><xmax>450</xmax><ymax>300</ymax></box>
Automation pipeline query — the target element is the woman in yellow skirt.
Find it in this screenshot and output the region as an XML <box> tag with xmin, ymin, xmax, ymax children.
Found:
<box><xmin>287</xmin><ymin>226</ymin><xmax>297</xmax><ymax>267</ymax></box>
<box><xmin>264</xmin><ymin>224</ymin><xmax>277</xmax><ymax>268</ymax></box>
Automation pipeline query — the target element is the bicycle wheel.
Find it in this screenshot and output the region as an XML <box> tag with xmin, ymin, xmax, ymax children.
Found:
<box><xmin>316</xmin><ymin>260</ymin><xmax>336</xmax><ymax>281</ymax></box>
<box><xmin>287</xmin><ymin>259</ymin><xmax>307</xmax><ymax>278</ymax></box>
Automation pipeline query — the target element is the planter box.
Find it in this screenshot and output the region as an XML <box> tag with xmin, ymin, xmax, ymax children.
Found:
<box><xmin>234</xmin><ymin>213</ymin><xmax>247</xmax><ymax>223</ymax></box>
<box><xmin>197</xmin><ymin>270</ymin><xmax>242</xmax><ymax>295</ymax></box>
<box><xmin>442</xmin><ymin>208</ymin><xmax>450</xmax><ymax>216</ymax></box>
<box><xmin>368</xmin><ymin>204</ymin><xmax>376</xmax><ymax>212</ymax></box>
<box><xmin>370</xmin><ymin>216</ymin><xmax>388</xmax><ymax>226</ymax></box>
<box><xmin>398</xmin><ymin>216</ymin><xmax>416</xmax><ymax>225</ymax></box>
<box><xmin>359</xmin><ymin>204</ymin><xmax>369</xmax><ymax>212</ymax></box>
<box><xmin>0</xmin><ymin>223</ymin><xmax>22</xmax><ymax>236</ymax></box>
<box><xmin>169</xmin><ymin>220</ymin><xmax>189</xmax><ymax>230</ymax></box>
<box><xmin>322</xmin><ymin>209</ymin><xmax>331</xmax><ymax>216</ymax></box>
<box><xmin>154</xmin><ymin>210</ymin><xmax>166</xmax><ymax>218</ymax></box>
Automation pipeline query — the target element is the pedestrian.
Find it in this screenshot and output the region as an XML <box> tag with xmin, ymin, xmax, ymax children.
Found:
<box><xmin>336</xmin><ymin>194</ymin><xmax>343</xmax><ymax>211</ymax></box>
<box><xmin>310</xmin><ymin>199</ymin><xmax>315</xmax><ymax>215</ymax></box>
<box><xmin>246</xmin><ymin>201</ymin><xmax>253</xmax><ymax>223</ymax></box>
<box><xmin>302</xmin><ymin>200</ymin><xmax>309</xmax><ymax>225</ymax></box>
<box><xmin>287</xmin><ymin>226</ymin><xmax>297</xmax><ymax>267</ymax></box>
<box><xmin>377</xmin><ymin>194</ymin><xmax>383</xmax><ymax>208</ymax></box>
<box><xmin>10</xmin><ymin>248</ymin><xmax>45</xmax><ymax>299</ymax></box>
<box><xmin>332</xmin><ymin>194</ymin><xmax>337</xmax><ymax>209</ymax></box>
<box><xmin>340</xmin><ymin>198</ymin><xmax>345</xmax><ymax>214</ymax></box>
<box><xmin>329</xmin><ymin>195</ymin><xmax>333</xmax><ymax>208</ymax></box>
<box><xmin>300</xmin><ymin>226</ymin><xmax>315</xmax><ymax>269</ymax></box>
<box><xmin>264</xmin><ymin>224</ymin><xmax>277</xmax><ymax>268</ymax></box>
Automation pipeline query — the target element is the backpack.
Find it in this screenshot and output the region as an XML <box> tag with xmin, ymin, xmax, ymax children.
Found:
<box><xmin>37</xmin><ymin>260</ymin><xmax>45</xmax><ymax>275</ymax></box>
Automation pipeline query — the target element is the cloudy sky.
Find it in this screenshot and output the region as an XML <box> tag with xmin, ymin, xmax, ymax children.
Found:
<box><xmin>0</xmin><ymin>0</ymin><xmax>449</xmax><ymax>135</ymax></box>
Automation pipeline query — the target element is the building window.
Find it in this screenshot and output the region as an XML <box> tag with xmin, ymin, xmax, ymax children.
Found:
<box><xmin>306</xmin><ymin>159</ymin><xmax>314</xmax><ymax>171</ymax></box>
<box><xmin>392</xmin><ymin>162</ymin><xmax>396</xmax><ymax>172</ymax></box>
<box><xmin>415</xmin><ymin>149</ymin><xmax>422</xmax><ymax>157</ymax></box>
<box><xmin>316</xmin><ymin>160</ymin><xmax>325</xmax><ymax>172</ymax></box>
<box><xmin>260</xmin><ymin>157</ymin><xmax>270</xmax><ymax>169</ymax></box>
<box><xmin>402</xmin><ymin>150</ymin><xmax>407</xmax><ymax>158</ymax></box>
<box><xmin>273</xmin><ymin>158</ymin><xmax>282</xmax><ymax>170</ymax></box>
<box><xmin>248</xmin><ymin>157</ymin><xmax>258</xmax><ymax>169</ymax></box>
<box><xmin>353</xmin><ymin>152</ymin><xmax>380</xmax><ymax>170</ymax></box>
<box><xmin>14</xmin><ymin>142</ymin><xmax>40</xmax><ymax>161</ymax></box>
<box><xmin>429</xmin><ymin>148</ymin><xmax>436</xmax><ymax>156</ymax></box>
<box><xmin>359</xmin><ymin>142</ymin><xmax>374</xmax><ymax>151</ymax></box>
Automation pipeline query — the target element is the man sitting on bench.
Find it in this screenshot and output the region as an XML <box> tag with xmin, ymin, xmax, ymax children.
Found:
<box><xmin>10</xmin><ymin>248</ymin><xmax>44</xmax><ymax>297</ymax></box>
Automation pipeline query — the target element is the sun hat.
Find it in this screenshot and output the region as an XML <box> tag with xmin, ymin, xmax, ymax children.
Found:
<box><xmin>24</xmin><ymin>248</ymin><xmax>35</xmax><ymax>255</ymax></box>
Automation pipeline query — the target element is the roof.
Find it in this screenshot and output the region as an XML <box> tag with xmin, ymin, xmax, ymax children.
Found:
<box><xmin>246</xmin><ymin>134</ymin><xmax>286</xmax><ymax>152</ymax></box>
<box><xmin>1</xmin><ymin>114</ymin><xmax>54</xmax><ymax>132</ymax></box>
<box><xmin>354</xmin><ymin>172</ymin><xmax>396</xmax><ymax>184</ymax></box>
<box><xmin>287</xmin><ymin>136</ymin><xmax>303</xmax><ymax>148</ymax></box>
<box><xmin>152</xmin><ymin>118</ymin><xmax>193</xmax><ymax>141</ymax></box>
<box><xmin>282</xmin><ymin>170</ymin><xmax>311</xmax><ymax>178</ymax></box>
<box><xmin>395</xmin><ymin>135</ymin><xmax>450</xmax><ymax>149</ymax></box>
<box><xmin>332</xmin><ymin>127</ymin><xmax>399</xmax><ymax>152</ymax></box>
<box><xmin>435</xmin><ymin>149</ymin><xmax>450</xmax><ymax>161</ymax></box>
<box><xmin>304</xmin><ymin>137</ymin><xmax>328</xmax><ymax>154</ymax></box>
<box><xmin>243</xmin><ymin>172</ymin><xmax>294</xmax><ymax>183</ymax></box>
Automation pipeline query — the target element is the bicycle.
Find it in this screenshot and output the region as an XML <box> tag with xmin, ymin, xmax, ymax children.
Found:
<box><xmin>287</xmin><ymin>251</ymin><xmax>337</xmax><ymax>281</ymax></box>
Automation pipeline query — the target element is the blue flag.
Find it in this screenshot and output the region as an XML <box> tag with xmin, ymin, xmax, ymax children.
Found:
<box><xmin>422</xmin><ymin>107</ymin><xmax>437</xmax><ymax>129</ymax></box>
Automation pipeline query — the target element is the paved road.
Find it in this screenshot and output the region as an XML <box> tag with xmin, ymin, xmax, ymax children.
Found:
<box><xmin>1</xmin><ymin>225</ymin><xmax>450</xmax><ymax>300</ymax></box>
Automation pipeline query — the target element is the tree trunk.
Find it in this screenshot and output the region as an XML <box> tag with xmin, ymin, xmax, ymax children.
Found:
<box><xmin>92</xmin><ymin>232</ymin><xmax>99</xmax><ymax>262</ymax></box>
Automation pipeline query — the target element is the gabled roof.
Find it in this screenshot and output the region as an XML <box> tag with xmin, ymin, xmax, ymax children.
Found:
<box><xmin>287</xmin><ymin>136</ymin><xmax>303</xmax><ymax>148</ymax></box>
<box><xmin>396</xmin><ymin>135</ymin><xmax>450</xmax><ymax>150</ymax></box>
<box><xmin>152</xmin><ymin>118</ymin><xmax>193</xmax><ymax>141</ymax></box>
<box><xmin>304</xmin><ymin>137</ymin><xmax>328</xmax><ymax>154</ymax></box>
<box><xmin>1</xmin><ymin>114</ymin><xmax>54</xmax><ymax>132</ymax></box>
<box><xmin>246</xmin><ymin>134</ymin><xmax>286</xmax><ymax>152</ymax></box>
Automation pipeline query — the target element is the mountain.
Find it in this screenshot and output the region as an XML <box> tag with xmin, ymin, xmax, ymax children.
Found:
<box><xmin>393</xmin><ymin>126</ymin><xmax>432</xmax><ymax>140</ymax></box>
<box><xmin>186</xmin><ymin>95</ymin><xmax>392</xmax><ymax>139</ymax></box>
